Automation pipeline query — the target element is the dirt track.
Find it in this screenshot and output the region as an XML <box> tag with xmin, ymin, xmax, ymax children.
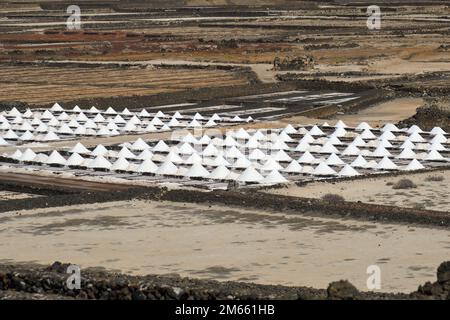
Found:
<box><xmin>0</xmin><ymin>172</ymin><xmax>137</xmax><ymax>192</ymax></box>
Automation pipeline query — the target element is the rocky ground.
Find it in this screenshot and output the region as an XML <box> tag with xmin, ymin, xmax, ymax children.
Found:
<box><xmin>399</xmin><ymin>102</ymin><xmax>450</xmax><ymax>132</ymax></box>
<box><xmin>0</xmin><ymin>261</ymin><xmax>449</xmax><ymax>300</ymax></box>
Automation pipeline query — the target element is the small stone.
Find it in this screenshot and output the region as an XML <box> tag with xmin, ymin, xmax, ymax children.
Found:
<box><xmin>172</xmin><ymin>287</ymin><xmax>183</xmax><ymax>298</ymax></box>
<box><xmin>132</xmin><ymin>291</ymin><xmax>146</xmax><ymax>300</ymax></box>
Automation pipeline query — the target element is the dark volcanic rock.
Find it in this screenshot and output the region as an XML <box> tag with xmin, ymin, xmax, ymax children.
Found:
<box><xmin>327</xmin><ymin>280</ymin><xmax>360</xmax><ymax>300</ymax></box>
<box><xmin>0</xmin><ymin>261</ymin><xmax>448</xmax><ymax>300</ymax></box>
<box><xmin>398</xmin><ymin>105</ymin><xmax>450</xmax><ymax>132</ymax></box>
<box><xmin>47</xmin><ymin>261</ymin><xmax>71</xmax><ymax>273</ymax></box>
<box><xmin>415</xmin><ymin>261</ymin><xmax>450</xmax><ymax>299</ymax></box>
<box><xmin>437</xmin><ymin>261</ymin><xmax>450</xmax><ymax>284</ymax></box>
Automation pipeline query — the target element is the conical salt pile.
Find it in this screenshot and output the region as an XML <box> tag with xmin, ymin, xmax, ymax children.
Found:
<box><xmin>431</xmin><ymin>134</ymin><xmax>446</xmax><ymax>144</ymax></box>
<box><xmin>136</xmin><ymin>149</ymin><xmax>153</xmax><ymax>160</ymax></box>
<box><xmin>249</xmin><ymin>149</ymin><xmax>266</xmax><ymax>161</ymax></box>
<box><xmin>9</xmin><ymin>149</ymin><xmax>22</xmax><ymax>160</ymax></box>
<box><xmin>46</xmin><ymin>150</ymin><xmax>66</xmax><ymax>165</ymax></box>
<box><xmin>236</xmin><ymin>166</ymin><xmax>264</xmax><ymax>183</ymax></box>
<box><xmin>325</xmin><ymin>153</ymin><xmax>344</xmax><ymax>166</ymax></box>
<box><xmin>356</xmin><ymin>122</ymin><xmax>372</xmax><ymax>130</ymax></box>
<box><xmin>70</xmin><ymin>142</ymin><xmax>90</xmax><ymax>154</ymax></box>
<box><xmin>407</xmin><ymin>125</ymin><xmax>422</xmax><ymax>134</ymax></box>
<box><xmin>352</xmin><ymin>136</ymin><xmax>366</xmax><ymax>147</ymax></box>
<box><xmin>225</xmin><ymin>146</ymin><xmax>244</xmax><ymax>159</ymax></box>
<box><xmin>208</xmin><ymin>165</ymin><xmax>230</xmax><ymax>180</ymax></box>
<box><xmin>105</xmin><ymin>107</ymin><xmax>117</xmax><ymax>115</ymax></box>
<box><xmin>403</xmin><ymin>159</ymin><xmax>424</xmax><ymax>171</ymax></box>
<box><xmin>232</xmin><ymin>156</ymin><xmax>252</xmax><ymax>169</ymax></box>
<box><xmin>283</xmin><ymin>124</ymin><xmax>297</xmax><ymax>134</ymax></box>
<box><xmin>424</xmin><ymin>150</ymin><xmax>444</xmax><ymax>161</ymax></box>
<box><xmin>430</xmin><ymin>127</ymin><xmax>446</xmax><ymax>135</ymax></box>
<box><xmin>360</xmin><ymin>129</ymin><xmax>376</xmax><ymax>140</ymax></box>
<box><xmin>111</xmin><ymin>157</ymin><xmax>130</xmax><ymax>171</ymax></box>
<box><xmin>137</xmin><ymin>159</ymin><xmax>158</xmax><ymax>174</ymax></box>
<box><xmin>152</xmin><ymin>140</ymin><xmax>171</xmax><ymax>153</ymax></box>
<box><xmin>4</xmin><ymin>130</ymin><xmax>19</xmax><ymax>140</ymax></box>
<box><xmin>150</xmin><ymin>117</ymin><xmax>164</xmax><ymax>126</ymax></box>
<box><xmin>131</xmin><ymin>138</ymin><xmax>150</xmax><ymax>151</ymax></box>
<box><xmin>338</xmin><ymin>164</ymin><xmax>360</xmax><ymax>177</ymax></box>
<box><xmin>300</xmin><ymin>133</ymin><xmax>315</xmax><ymax>144</ymax></box>
<box><xmin>283</xmin><ymin>160</ymin><xmax>302</xmax><ymax>173</ymax></box>
<box><xmin>202</xmin><ymin>144</ymin><xmax>219</xmax><ymax>157</ymax></box>
<box><xmin>186</xmin><ymin>153</ymin><xmax>202</xmax><ymax>165</ymax></box>
<box><xmin>312</xmin><ymin>162</ymin><xmax>336</xmax><ymax>176</ymax></box>
<box><xmin>0</xmin><ymin>137</ymin><xmax>10</xmax><ymax>146</ymax></box>
<box><xmin>375</xmin><ymin>156</ymin><xmax>398</xmax><ymax>170</ymax></box>
<box><xmin>295</xmin><ymin>140</ymin><xmax>310</xmax><ymax>152</ymax></box>
<box><xmin>371</xmin><ymin>145</ymin><xmax>391</xmax><ymax>157</ymax></box>
<box><xmin>342</xmin><ymin>144</ymin><xmax>360</xmax><ymax>156</ymax></box>
<box><xmin>18</xmin><ymin>148</ymin><xmax>36</xmax><ymax>162</ymax></box>
<box><xmin>50</xmin><ymin>102</ymin><xmax>64</xmax><ymax>112</ymax></box>
<box><xmin>319</xmin><ymin>142</ymin><xmax>339</xmax><ymax>154</ymax></box>
<box><xmin>139</xmin><ymin>109</ymin><xmax>150</xmax><ymax>117</ymax></box>
<box><xmin>379</xmin><ymin>131</ymin><xmax>396</xmax><ymax>141</ymax></box>
<box><xmin>335</xmin><ymin>120</ymin><xmax>348</xmax><ymax>128</ymax></box>
<box><xmin>400</xmin><ymin>140</ymin><xmax>415</xmax><ymax>149</ymax></box>
<box><xmin>332</xmin><ymin>127</ymin><xmax>346</xmax><ymax>138</ymax></box>
<box><xmin>262</xmin><ymin>170</ymin><xmax>288</xmax><ymax>184</ymax></box>
<box><xmin>235</xmin><ymin>128</ymin><xmax>251</xmax><ymax>140</ymax></box>
<box><xmin>19</xmin><ymin>131</ymin><xmax>35</xmax><ymax>141</ymax></box>
<box><xmin>188</xmin><ymin>119</ymin><xmax>202</xmax><ymax>128</ymax></box>
<box><xmin>178</xmin><ymin>142</ymin><xmax>195</xmax><ymax>155</ymax></box>
<box><xmin>165</xmin><ymin>150</ymin><xmax>183</xmax><ymax>163</ymax></box>
<box><xmin>122</xmin><ymin>108</ymin><xmax>132</xmax><ymax>115</ymax></box>
<box><xmin>261</xmin><ymin>158</ymin><xmax>283</xmax><ymax>171</ymax></box>
<box><xmin>66</xmin><ymin>152</ymin><xmax>85</xmax><ymax>167</ymax></box>
<box><xmin>272</xmin><ymin>149</ymin><xmax>292</xmax><ymax>162</ymax></box>
<box><xmin>155</xmin><ymin>161</ymin><xmax>178</xmax><ymax>176</ymax></box>
<box><xmin>298</xmin><ymin>151</ymin><xmax>316</xmax><ymax>164</ymax></box>
<box><xmin>193</xmin><ymin>112</ymin><xmax>204</xmax><ymax>120</ymax></box>
<box><xmin>41</xmin><ymin>131</ymin><xmax>60</xmax><ymax>141</ymax></box>
<box><xmin>428</xmin><ymin>141</ymin><xmax>445</xmax><ymax>151</ymax></box>
<box><xmin>408</xmin><ymin>132</ymin><xmax>425</xmax><ymax>143</ymax></box>
<box><xmin>185</xmin><ymin>163</ymin><xmax>210</xmax><ymax>178</ymax></box>
<box><xmin>88</xmin><ymin>155</ymin><xmax>112</xmax><ymax>170</ymax></box>
<box><xmin>351</xmin><ymin>155</ymin><xmax>367</xmax><ymax>168</ymax></box>
<box><xmin>382</xmin><ymin>123</ymin><xmax>399</xmax><ymax>132</ymax></box>
<box><xmin>309</xmin><ymin>125</ymin><xmax>325</xmax><ymax>136</ymax></box>
<box><xmin>396</xmin><ymin>148</ymin><xmax>416</xmax><ymax>159</ymax></box>
<box><xmin>92</xmin><ymin>144</ymin><xmax>108</xmax><ymax>156</ymax></box>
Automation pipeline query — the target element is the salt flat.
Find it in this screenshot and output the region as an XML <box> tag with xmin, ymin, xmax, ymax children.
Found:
<box><xmin>0</xmin><ymin>200</ymin><xmax>448</xmax><ymax>293</ymax></box>
<box><xmin>265</xmin><ymin>169</ymin><xmax>450</xmax><ymax>212</ymax></box>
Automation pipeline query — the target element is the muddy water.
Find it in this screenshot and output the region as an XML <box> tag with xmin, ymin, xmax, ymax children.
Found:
<box><xmin>0</xmin><ymin>200</ymin><xmax>448</xmax><ymax>293</ymax></box>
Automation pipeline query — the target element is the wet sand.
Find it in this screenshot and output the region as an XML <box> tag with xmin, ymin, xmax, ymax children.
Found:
<box><xmin>0</xmin><ymin>200</ymin><xmax>448</xmax><ymax>293</ymax></box>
